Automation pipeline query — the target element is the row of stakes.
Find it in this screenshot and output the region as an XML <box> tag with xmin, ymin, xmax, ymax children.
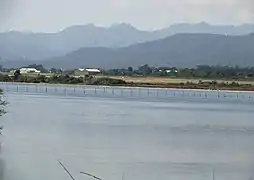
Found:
<box><xmin>3</xmin><ymin>85</ymin><xmax>254</xmax><ymax>99</ymax></box>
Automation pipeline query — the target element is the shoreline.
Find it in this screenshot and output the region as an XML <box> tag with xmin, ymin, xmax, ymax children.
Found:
<box><xmin>122</xmin><ymin>84</ymin><xmax>254</xmax><ymax>93</ymax></box>
<box><xmin>1</xmin><ymin>81</ymin><xmax>254</xmax><ymax>94</ymax></box>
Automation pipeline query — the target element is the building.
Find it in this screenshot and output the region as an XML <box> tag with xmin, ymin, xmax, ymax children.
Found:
<box><xmin>74</xmin><ymin>68</ymin><xmax>101</xmax><ymax>76</ymax></box>
<box><xmin>85</xmin><ymin>68</ymin><xmax>101</xmax><ymax>75</ymax></box>
<box><xmin>74</xmin><ymin>69</ymin><xmax>89</xmax><ymax>76</ymax></box>
<box><xmin>165</xmin><ymin>69</ymin><xmax>178</xmax><ymax>73</ymax></box>
<box><xmin>20</xmin><ymin>68</ymin><xmax>41</xmax><ymax>74</ymax></box>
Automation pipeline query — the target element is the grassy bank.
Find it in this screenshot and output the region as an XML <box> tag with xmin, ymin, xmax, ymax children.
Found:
<box><xmin>97</xmin><ymin>75</ymin><xmax>254</xmax><ymax>85</ymax></box>
<box><xmin>2</xmin><ymin>73</ymin><xmax>254</xmax><ymax>92</ymax></box>
<box><xmin>92</xmin><ymin>75</ymin><xmax>254</xmax><ymax>91</ymax></box>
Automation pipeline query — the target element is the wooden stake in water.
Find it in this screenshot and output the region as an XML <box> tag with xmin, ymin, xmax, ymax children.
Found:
<box><xmin>80</xmin><ymin>172</ymin><xmax>102</xmax><ymax>180</ymax></box>
<box><xmin>212</xmin><ymin>166</ymin><xmax>215</xmax><ymax>180</ymax></box>
<box><xmin>57</xmin><ymin>159</ymin><xmax>76</xmax><ymax>180</ymax></box>
<box><xmin>122</xmin><ymin>172</ymin><xmax>125</xmax><ymax>180</ymax></box>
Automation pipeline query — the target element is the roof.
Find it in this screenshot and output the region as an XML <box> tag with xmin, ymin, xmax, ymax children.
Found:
<box><xmin>85</xmin><ymin>68</ymin><xmax>101</xmax><ymax>73</ymax></box>
<box><xmin>77</xmin><ymin>68</ymin><xmax>100</xmax><ymax>73</ymax></box>
<box><xmin>20</xmin><ymin>68</ymin><xmax>40</xmax><ymax>72</ymax></box>
<box><xmin>78</xmin><ymin>68</ymin><xmax>85</xmax><ymax>71</ymax></box>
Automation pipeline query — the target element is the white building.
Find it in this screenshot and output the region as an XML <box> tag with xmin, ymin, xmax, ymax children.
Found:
<box><xmin>20</xmin><ymin>68</ymin><xmax>41</xmax><ymax>74</ymax></box>
<box><xmin>74</xmin><ymin>68</ymin><xmax>101</xmax><ymax>76</ymax></box>
<box><xmin>85</xmin><ymin>68</ymin><xmax>101</xmax><ymax>74</ymax></box>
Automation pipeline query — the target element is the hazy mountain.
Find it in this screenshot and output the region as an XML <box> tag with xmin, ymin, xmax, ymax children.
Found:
<box><xmin>26</xmin><ymin>33</ymin><xmax>254</xmax><ymax>69</ymax></box>
<box><xmin>1</xmin><ymin>22</ymin><xmax>254</xmax><ymax>62</ymax></box>
<box><xmin>157</xmin><ymin>22</ymin><xmax>254</xmax><ymax>36</ymax></box>
<box><xmin>0</xmin><ymin>23</ymin><xmax>153</xmax><ymax>61</ymax></box>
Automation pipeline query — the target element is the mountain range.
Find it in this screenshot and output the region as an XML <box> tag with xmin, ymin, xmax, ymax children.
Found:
<box><xmin>1</xmin><ymin>22</ymin><xmax>254</xmax><ymax>68</ymax></box>
<box><xmin>2</xmin><ymin>33</ymin><xmax>254</xmax><ymax>69</ymax></box>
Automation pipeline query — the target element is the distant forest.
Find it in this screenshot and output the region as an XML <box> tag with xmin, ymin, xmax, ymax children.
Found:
<box><xmin>103</xmin><ymin>65</ymin><xmax>254</xmax><ymax>79</ymax></box>
<box><xmin>1</xmin><ymin>64</ymin><xmax>254</xmax><ymax>80</ymax></box>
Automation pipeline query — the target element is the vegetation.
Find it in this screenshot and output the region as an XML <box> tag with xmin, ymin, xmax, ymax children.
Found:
<box><xmin>88</xmin><ymin>77</ymin><xmax>126</xmax><ymax>85</ymax></box>
<box><xmin>0</xmin><ymin>72</ymin><xmax>126</xmax><ymax>86</ymax></box>
<box><xmin>103</xmin><ymin>65</ymin><xmax>254</xmax><ymax>80</ymax></box>
<box><xmin>2</xmin><ymin>64</ymin><xmax>254</xmax><ymax>91</ymax></box>
<box><xmin>127</xmin><ymin>80</ymin><xmax>254</xmax><ymax>91</ymax></box>
<box><xmin>3</xmin><ymin>64</ymin><xmax>254</xmax><ymax>80</ymax></box>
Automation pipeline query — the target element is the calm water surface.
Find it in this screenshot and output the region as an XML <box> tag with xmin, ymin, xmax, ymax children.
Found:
<box><xmin>1</xmin><ymin>92</ymin><xmax>254</xmax><ymax>180</ymax></box>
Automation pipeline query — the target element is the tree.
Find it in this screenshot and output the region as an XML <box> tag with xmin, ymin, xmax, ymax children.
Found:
<box><xmin>127</xmin><ymin>66</ymin><xmax>133</xmax><ymax>72</ymax></box>
<box><xmin>14</xmin><ymin>69</ymin><xmax>21</xmax><ymax>81</ymax></box>
<box><xmin>138</xmin><ymin>64</ymin><xmax>152</xmax><ymax>75</ymax></box>
<box><xmin>50</xmin><ymin>68</ymin><xmax>63</xmax><ymax>74</ymax></box>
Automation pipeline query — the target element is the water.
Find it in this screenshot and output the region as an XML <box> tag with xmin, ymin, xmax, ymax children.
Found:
<box><xmin>0</xmin><ymin>86</ymin><xmax>254</xmax><ymax>180</ymax></box>
<box><xmin>1</xmin><ymin>82</ymin><xmax>254</xmax><ymax>103</ymax></box>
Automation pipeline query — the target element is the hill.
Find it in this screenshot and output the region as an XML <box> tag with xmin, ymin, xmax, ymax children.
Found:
<box><xmin>36</xmin><ymin>33</ymin><xmax>254</xmax><ymax>69</ymax></box>
<box><xmin>0</xmin><ymin>23</ymin><xmax>153</xmax><ymax>61</ymax></box>
<box><xmin>1</xmin><ymin>22</ymin><xmax>254</xmax><ymax>61</ymax></box>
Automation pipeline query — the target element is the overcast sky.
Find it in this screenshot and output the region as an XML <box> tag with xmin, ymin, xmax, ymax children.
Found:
<box><xmin>0</xmin><ymin>0</ymin><xmax>254</xmax><ymax>32</ymax></box>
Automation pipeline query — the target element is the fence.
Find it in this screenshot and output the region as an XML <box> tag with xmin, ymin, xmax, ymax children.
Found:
<box><xmin>0</xmin><ymin>82</ymin><xmax>254</xmax><ymax>102</ymax></box>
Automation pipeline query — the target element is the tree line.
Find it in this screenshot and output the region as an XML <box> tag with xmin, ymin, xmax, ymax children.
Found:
<box><xmin>0</xmin><ymin>70</ymin><xmax>126</xmax><ymax>85</ymax></box>
<box><xmin>103</xmin><ymin>65</ymin><xmax>254</xmax><ymax>79</ymax></box>
<box><xmin>2</xmin><ymin>64</ymin><xmax>254</xmax><ymax>79</ymax></box>
<box><xmin>1</xmin><ymin>64</ymin><xmax>254</xmax><ymax>91</ymax></box>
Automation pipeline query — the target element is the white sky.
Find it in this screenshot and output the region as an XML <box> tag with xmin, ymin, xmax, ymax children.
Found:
<box><xmin>0</xmin><ymin>0</ymin><xmax>254</xmax><ymax>32</ymax></box>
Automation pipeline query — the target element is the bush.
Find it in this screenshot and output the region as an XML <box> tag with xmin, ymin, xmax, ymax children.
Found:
<box><xmin>230</xmin><ymin>82</ymin><xmax>240</xmax><ymax>87</ymax></box>
<box><xmin>47</xmin><ymin>75</ymin><xmax>83</xmax><ymax>84</ymax></box>
<box><xmin>91</xmin><ymin>77</ymin><xmax>126</xmax><ymax>85</ymax></box>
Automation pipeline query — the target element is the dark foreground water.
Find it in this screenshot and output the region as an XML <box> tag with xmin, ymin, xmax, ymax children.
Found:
<box><xmin>1</xmin><ymin>89</ymin><xmax>254</xmax><ymax>180</ymax></box>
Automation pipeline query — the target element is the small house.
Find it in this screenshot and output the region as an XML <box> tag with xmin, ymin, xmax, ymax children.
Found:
<box><xmin>74</xmin><ymin>68</ymin><xmax>101</xmax><ymax>77</ymax></box>
<box><xmin>20</xmin><ymin>68</ymin><xmax>41</xmax><ymax>74</ymax></box>
<box><xmin>85</xmin><ymin>68</ymin><xmax>101</xmax><ymax>75</ymax></box>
